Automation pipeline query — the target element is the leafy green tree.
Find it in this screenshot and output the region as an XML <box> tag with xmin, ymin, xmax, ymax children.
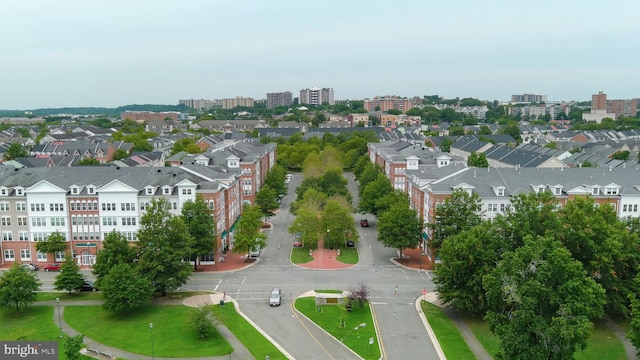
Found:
<box><xmin>35</xmin><ymin>231</ymin><xmax>68</xmax><ymax>257</ymax></box>
<box><xmin>92</xmin><ymin>231</ymin><xmax>137</xmax><ymax>288</ymax></box>
<box><xmin>377</xmin><ymin>198</ymin><xmax>421</xmax><ymax>258</ymax></box>
<box><xmin>231</xmin><ymin>204</ymin><xmax>268</xmax><ymax>256</ymax></box>
<box><xmin>263</xmin><ymin>165</ymin><xmax>287</xmax><ymax>197</ymax></box>
<box><xmin>63</xmin><ymin>334</ymin><xmax>84</xmax><ymax>360</ymax></box>
<box><xmin>431</xmin><ymin>189</ymin><xmax>482</xmax><ymax>249</ymax></box>
<box><xmin>439</xmin><ymin>137</ymin><xmax>453</xmax><ymax>152</ymax></box>
<box><xmin>467</xmin><ymin>152</ymin><xmax>489</xmax><ymax>167</ymax></box>
<box><xmin>137</xmin><ymin>198</ymin><xmax>193</xmax><ymax>296</ymax></box>
<box><xmin>78</xmin><ymin>157</ymin><xmax>101</xmax><ymax>165</ymax></box>
<box><xmin>181</xmin><ymin>195</ymin><xmax>216</xmax><ymax>271</ymax></box>
<box><xmin>289</xmin><ymin>205</ymin><xmax>322</xmax><ymax>249</ymax></box>
<box><xmin>170</xmin><ymin>137</ymin><xmax>201</xmax><ymax>156</ymax></box>
<box><xmin>3</xmin><ymin>142</ymin><xmax>28</xmax><ymax>160</ymax></box>
<box><xmin>494</xmin><ymin>192</ymin><xmax>562</xmax><ymax>251</ymax></box>
<box><xmin>499</xmin><ymin>123</ymin><xmax>521</xmax><ymax>142</ymax></box>
<box><xmin>255</xmin><ymin>184</ymin><xmax>279</xmax><ymax>220</ymax></box>
<box><xmin>0</xmin><ymin>263</ymin><xmax>41</xmax><ymax>313</ymax></box>
<box><xmin>435</xmin><ymin>223</ymin><xmax>501</xmax><ymax>313</ymax></box>
<box><xmin>101</xmin><ymin>263</ymin><xmax>154</xmax><ymax>313</ymax></box>
<box><xmin>484</xmin><ymin>236</ymin><xmax>605</xmax><ymax>360</ymax></box>
<box><xmin>478</xmin><ymin>126</ymin><xmax>492</xmax><ymax>135</ymax></box>
<box><xmin>113</xmin><ymin>148</ymin><xmax>129</xmax><ymax>160</ymax></box>
<box><xmin>54</xmin><ymin>257</ymin><xmax>85</xmax><ymax>293</ymax></box>
<box><xmin>321</xmin><ymin>200</ymin><xmax>357</xmax><ymax>249</ymax></box>
<box><xmin>611</xmin><ymin>150</ymin><xmax>630</xmax><ymax>160</ymax></box>
<box><xmin>359</xmin><ymin>174</ymin><xmax>393</xmax><ymax>216</ymax></box>
<box><xmin>554</xmin><ymin>197</ymin><xmax>640</xmax><ymax>315</ymax></box>
<box><xmin>628</xmin><ymin>274</ymin><xmax>640</xmax><ymax>357</ymax></box>
<box><xmin>387</xmin><ymin>109</ymin><xmax>402</xmax><ymax>115</ymax></box>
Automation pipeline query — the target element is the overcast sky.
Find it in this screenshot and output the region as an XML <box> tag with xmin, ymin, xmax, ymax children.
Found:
<box><xmin>1</xmin><ymin>0</ymin><xmax>638</xmax><ymax>109</ymax></box>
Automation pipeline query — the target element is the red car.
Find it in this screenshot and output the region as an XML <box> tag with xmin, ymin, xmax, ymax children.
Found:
<box><xmin>43</xmin><ymin>263</ymin><xmax>62</xmax><ymax>272</ymax></box>
<box><xmin>360</xmin><ymin>219</ymin><xmax>369</xmax><ymax>227</ymax></box>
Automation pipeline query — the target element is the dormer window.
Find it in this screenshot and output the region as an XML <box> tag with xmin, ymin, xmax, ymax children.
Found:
<box><xmin>0</xmin><ymin>188</ymin><xmax>6</xmax><ymax>196</ymax></box>
<box><xmin>605</xmin><ymin>187</ymin><xmax>618</xmax><ymax>195</ymax></box>
<box><xmin>146</xmin><ymin>187</ymin><xmax>154</xmax><ymax>196</ymax></box>
<box><xmin>497</xmin><ymin>188</ymin><xmax>504</xmax><ymax>196</ymax></box>
<box><xmin>592</xmin><ymin>187</ymin><xmax>600</xmax><ymax>196</ymax></box>
<box><xmin>15</xmin><ymin>187</ymin><xmax>24</xmax><ymax>196</ymax></box>
<box><xmin>163</xmin><ymin>187</ymin><xmax>171</xmax><ymax>195</ymax></box>
<box><xmin>87</xmin><ymin>186</ymin><xmax>95</xmax><ymax>195</ymax></box>
<box><xmin>553</xmin><ymin>186</ymin><xmax>562</xmax><ymax>196</ymax></box>
<box><xmin>70</xmin><ymin>186</ymin><xmax>79</xmax><ymax>195</ymax></box>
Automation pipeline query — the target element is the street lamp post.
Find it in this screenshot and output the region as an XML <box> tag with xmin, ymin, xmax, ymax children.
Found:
<box><xmin>327</xmin><ymin>229</ymin><xmax>330</xmax><ymax>250</ymax></box>
<box><xmin>55</xmin><ymin>297</ymin><xmax>62</xmax><ymax>338</ymax></box>
<box><xmin>340</xmin><ymin>323</ymin><xmax>366</xmax><ymax>359</ymax></box>
<box><xmin>149</xmin><ymin>322</ymin><xmax>155</xmax><ymax>360</ymax></box>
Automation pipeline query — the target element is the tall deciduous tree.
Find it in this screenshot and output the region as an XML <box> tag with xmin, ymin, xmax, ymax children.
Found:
<box><xmin>554</xmin><ymin>197</ymin><xmax>640</xmax><ymax>315</ymax></box>
<box><xmin>377</xmin><ymin>198</ymin><xmax>422</xmax><ymax>258</ymax></box>
<box><xmin>321</xmin><ymin>199</ymin><xmax>356</xmax><ymax>249</ymax></box>
<box><xmin>182</xmin><ymin>195</ymin><xmax>216</xmax><ymax>271</ymax></box>
<box><xmin>35</xmin><ymin>231</ymin><xmax>68</xmax><ymax>257</ymax></box>
<box><xmin>0</xmin><ymin>263</ymin><xmax>41</xmax><ymax>313</ymax></box>
<box><xmin>255</xmin><ymin>184</ymin><xmax>279</xmax><ymax>220</ymax></box>
<box><xmin>231</xmin><ymin>204</ymin><xmax>268</xmax><ymax>256</ymax></box>
<box><xmin>54</xmin><ymin>257</ymin><xmax>85</xmax><ymax>293</ymax></box>
<box><xmin>430</xmin><ymin>189</ymin><xmax>482</xmax><ymax>249</ymax></box>
<box><xmin>435</xmin><ymin>222</ymin><xmax>501</xmax><ymax>314</ymax></box>
<box><xmin>359</xmin><ymin>174</ymin><xmax>393</xmax><ymax>216</ymax></box>
<box><xmin>137</xmin><ymin>198</ymin><xmax>193</xmax><ymax>296</ymax></box>
<box><xmin>289</xmin><ymin>205</ymin><xmax>322</xmax><ymax>249</ymax></box>
<box><xmin>101</xmin><ymin>263</ymin><xmax>153</xmax><ymax>313</ymax></box>
<box><xmin>92</xmin><ymin>231</ymin><xmax>137</xmax><ymax>288</ymax></box>
<box><xmin>484</xmin><ymin>236</ymin><xmax>605</xmax><ymax>360</ymax></box>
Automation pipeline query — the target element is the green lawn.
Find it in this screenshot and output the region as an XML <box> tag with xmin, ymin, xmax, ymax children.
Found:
<box><xmin>295</xmin><ymin>296</ymin><xmax>381</xmax><ymax>360</ymax></box>
<box><xmin>291</xmin><ymin>247</ymin><xmax>313</xmax><ymax>264</ymax></box>
<box><xmin>37</xmin><ymin>292</ymin><xmax>103</xmax><ymax>302</ymax></box>
<box><xmin>461</xmin><ymin>312</ymin><xmax>626</xmax><ymax>360</ymax></box>
<box><xmin>420</xmin><ymin>301</ymin><xmax>475</xmax><ymax>359</ymax></box>
<box><xmin>65</xmin><ymin>305</ymin><xmax>233</xmax><ymax>357</ymax></box>
<box><xmin>211</xmin><ymin>303</ymin><xmax>288</xmax><ymax>359</ymax></box>
<box><xmin>336</xmin><ymin>247</ymin><xmax>359</xmax><ymax>264</ymax></box>
<box><xmin>0</xmin><ymin>306</ymin><xmax>92</xmax><ymax>360</ymax></box>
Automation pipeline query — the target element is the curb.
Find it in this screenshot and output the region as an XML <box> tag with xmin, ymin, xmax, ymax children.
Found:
<box><xmin>415</xmin><ymin>296</ymin><xmax>447</xmax><ymax>360</ymax></box>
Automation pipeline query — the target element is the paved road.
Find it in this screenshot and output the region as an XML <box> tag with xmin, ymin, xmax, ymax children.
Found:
<box><xmin>180</xmin><ymin>173</ymin><xmax>440</xmax><ymax>360</ymax></box>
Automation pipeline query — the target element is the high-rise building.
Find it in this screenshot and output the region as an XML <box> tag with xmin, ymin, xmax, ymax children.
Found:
<box><xmin>607</xmin><ymin>99</ymin><xmax>638</xmax><ymax>118</ymax></box>
<box><xmin>222</xmin><ymin>96</ymin><xmax>254</xmax><ymax>109</ymax></box>
<box><xmin>299</xmin><ymin>87</ymin><xmax>334</xmax><ymax>105</ymax></box>
<box><xmin>266</xmin><ymin>91</ymin><xmax>293</xmax><ymax>109</ymax></box>
<box><xmin>592</xmin><ymin>91</ymin><xmax>607</xmax><ymax>111</ymax></box>
<box><xmin>179</xmin><ymin>99</ymin><xmax>214</xmax><ymax>110</ymax></box>
<box><xmin>511</xmin><ymin>94</ymin><xmax>547</xmax><ymax>103</ymax></box>
<box><xmin>364</xmin><ymin>96</ymin><xmax>412</xmax><ymax>113</ymax></box>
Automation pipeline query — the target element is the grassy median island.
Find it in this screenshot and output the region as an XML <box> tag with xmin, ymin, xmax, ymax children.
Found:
<box><xmin>295</xmin><ymin>296</ymin><xmax>381</xmax><ymax>360</ymax></box>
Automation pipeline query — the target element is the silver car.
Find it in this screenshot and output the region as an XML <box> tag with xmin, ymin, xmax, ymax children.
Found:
<box><xmin>269</xmin><ymin>287</ymin><xmax>281</xmax><ymax>306</ymax></box>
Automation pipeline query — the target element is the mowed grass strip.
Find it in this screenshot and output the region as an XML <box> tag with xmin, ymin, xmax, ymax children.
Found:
<box><xmin>295</xmin><ymin>296</ymin><xmax>381</xmax><ymax>360</ymax></box>
<box><xmin>420</xmin><ymin>301</ymin><xmax>475</xmax><ymax>360</ymax></box>
<box><xmin>64</xmin><ymin>305</ymin><xmax>233</xmax><ymax>357</ymax></box>
<box><xmin>211</xmin><ymin>304</ymin><xmax>288</xmax><ymax>360</ymax></box>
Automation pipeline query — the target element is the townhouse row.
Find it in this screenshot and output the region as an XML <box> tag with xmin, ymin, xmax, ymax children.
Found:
<box><xmin>368</xmin><ymin>141</ymin><xmax>640</xmax><ymax>262</ymax></box>
<box><xmin>0</xmin><ymin>140</ymin><xmax>277</xmax><ymax>269</ymax></box>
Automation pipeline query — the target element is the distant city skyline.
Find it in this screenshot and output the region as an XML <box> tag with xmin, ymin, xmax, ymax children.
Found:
<box><xmin>1</xmin><ymin>0</ymin><xmax>639</xmax><ymax>109</ymax></box>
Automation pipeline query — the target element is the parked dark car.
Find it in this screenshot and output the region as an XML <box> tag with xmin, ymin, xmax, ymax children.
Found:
<box><xmin>346</xmin><ymin>240</ymin><xmax>355</xmax><ymax>247</ymax></box>
<box><xmin>19</xmin><ymin>263</ymin><xmax>39</xmax><ymax>271</ymax></box>
<box><xmin>293</xmin><ymin>232</ymin><xmax>303</xmax><ymax>247</ymax></box>
<box><xmin>80</xmin><ymin>281</ymin><xmax>99</xmax><ymax>292</ymax></box>
<box><xmin>360</xmin><ymin>219</ymin><xmax>369</xmax><ymax>227</ymax></box>
<box><xmin>43</xmin><ymin>263</ymin><xmax>62</xmax><ymax>272</ymax></box>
